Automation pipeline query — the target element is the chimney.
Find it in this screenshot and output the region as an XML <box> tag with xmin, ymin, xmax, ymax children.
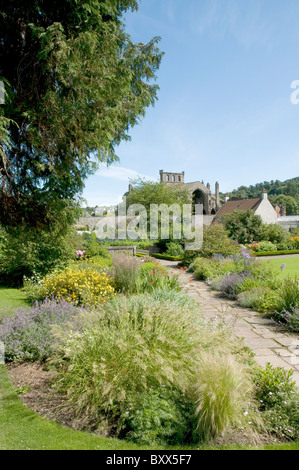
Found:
<box><xmin>261</xmin><ymin>188</ymin><xmax>268</xmax><ymax>200</ymax></box>
<box><xmin>225</xmin><ymin>193</ymin><xmax>230</xmax><ymax>203</ymax></box>
<box><xmin>277</xmin><ymin>205</ymin><xmax>286</xmax><ymax>217</ymax></box>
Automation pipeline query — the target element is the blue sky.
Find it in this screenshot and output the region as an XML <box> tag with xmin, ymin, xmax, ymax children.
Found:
<box><xmin>82</xmin><ymin>0</ymin><xmax>299</xmax><ymax>207</ymax></box>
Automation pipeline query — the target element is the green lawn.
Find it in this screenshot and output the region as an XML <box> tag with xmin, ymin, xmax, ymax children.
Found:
<box><xmin>0</xmin><ymin>365</ymin><xmax>156</xmax><ymax>451</ymax></box>
<box><xmin>0</xmin><ymin>287</ymin><xmax>30</xmax><ymax>321</ymax></box>
<box><xmin>262</xmin><ymin>257</ymin><xmax>299</xmax><ymax>279</ymax></box>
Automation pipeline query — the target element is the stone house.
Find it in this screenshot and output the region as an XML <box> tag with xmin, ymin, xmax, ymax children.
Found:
<box><xmin>213</xmin><ymin>189</ymin><xmax>278</xmax><ymax>225</ymax></box>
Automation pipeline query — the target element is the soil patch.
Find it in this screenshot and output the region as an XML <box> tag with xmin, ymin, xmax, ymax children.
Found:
<box><xmin>7</xmin><ymin>362</ymin><xmax>83</xmax><ymax>431</ymax></box>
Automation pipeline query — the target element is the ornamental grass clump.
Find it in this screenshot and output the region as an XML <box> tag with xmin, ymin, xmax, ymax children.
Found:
<box><xmin>111</xmin><ymin>253</ymin><xmax>141</xmax><ymax>293</ymax></box>
<box><xmin>276</xmin><ymin>277</ymin><xmax>299</xmax><ymax>313</ymax></box>
<box><xmin>194</xmin><ymin>352</ymin><xmax>259</xmax><ymax>442</ymax></box>
<box><xmin>50</xmin><ymin>292</ymin><xmax>201</xmax><ymax>439</ymax></box>
<box><xmin>0</xmin><ymin>298</ymin><xmax>84</xmax><ymax>361</ymax></box>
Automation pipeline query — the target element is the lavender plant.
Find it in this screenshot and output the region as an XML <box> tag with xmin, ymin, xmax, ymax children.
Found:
<box><xmin>214</xmin><ymin>271</ymin><xmax>252</xmax><ymax>299</ymax></box>
<box><xmin>0</xmin><ymin>298</ymin><xmax>84</xmax><ymax>361</ymax></box>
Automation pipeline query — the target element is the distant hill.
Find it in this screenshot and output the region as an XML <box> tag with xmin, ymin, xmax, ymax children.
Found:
<box><xmin>227</xmin><ymin>177</ymin><xmax>299</xmax><ymax>202</ymax></box>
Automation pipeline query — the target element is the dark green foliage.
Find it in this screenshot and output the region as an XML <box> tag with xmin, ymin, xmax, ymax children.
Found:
<box><xmin>151</xmin><ymin>253</ymin><xmax>183</xmax><ymax>261</ymax></box>
<box><xmin>83</xmin><ymin>232</ymin><xmax>110</xmax><ymax>258</ymax></box>
<box><xmin>0</xmin><ymin>222</ymin><xmax>77</xmax><ymax>286</ymax></box>
<box><xmin>272</xmin><ymin>195</ymin><xmax>299</xmax><ymax>216</ymax></box>
<box><xmin>254</xmin><ymin>249</ymin><xmax>299</xmax><ymax>257</ymax></box>
<box><xmin>200</xmin><ymin>223</ymin><xmax>239</xmax><ymax>258</ymax></box>
<box><xmin>179</xmin><ymin>250</ymin><xmax>201</xmax><ymax>268</ymax></box>
<box><xmin>122</xmin><ymin>387</ymin><xmax>196</xmax><ymax>446</ymax></box>
<box><xmin>229</xmin><ymin>177</ymin><xmax>299</xmax><ymax>206</ymax></box>
<box><xmin>220</xmin><ymin>210</ymin><xmax>264</xmax><ymax>244</ymax></box>
<box><xmin>261</xmin><ymin>224</ymin><xmax>292</xmax><ymax>246</ymax></box>
<box><xmin>0</xmin><ymin>1</ymin><xmax>163</xmax><ymax>227</ymax></box>
<box><xmin>155</xmin><ymin>240</ymin><xmax>184</xmax><ymax>256</ymax></box>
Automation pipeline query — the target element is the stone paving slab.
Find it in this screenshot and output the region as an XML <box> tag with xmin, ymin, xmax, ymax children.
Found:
<box><xmin>159</xmin><ymin>260</ymin><xmax>299</xmax><ymax>387</ymax></box>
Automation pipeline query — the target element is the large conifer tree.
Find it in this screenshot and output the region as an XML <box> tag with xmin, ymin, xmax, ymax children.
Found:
<box><xmin>0</xmin><ymin>0</ymin><xmax>163</xmax><ymax>226</ymax></box>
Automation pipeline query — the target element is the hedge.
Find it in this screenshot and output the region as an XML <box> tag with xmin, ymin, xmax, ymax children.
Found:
<box><xmin>136</xmin><ymin>252</ymin><xmax>183</xmax><ymax>262</ymax></box>
<box><xmin>253</xmin><ymin>250</ymin><xmax>299</xmax><ymax>257</ymax></box>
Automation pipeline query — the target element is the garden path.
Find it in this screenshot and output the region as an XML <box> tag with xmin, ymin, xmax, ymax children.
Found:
<box><xmin>159</xmin><ymin>260</ymin><xmax>299</xmax><ymax>387</ymax></box>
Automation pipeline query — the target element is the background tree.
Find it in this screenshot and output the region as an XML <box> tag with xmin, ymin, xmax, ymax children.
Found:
<box><xmin>0</xmin><ymin>0</ymin><xmax>163</xmax><ymax>227</ymax></box>
<box><xmin>125</xmin><ymin>178</ymin><xmax>190</xmax><ymax>250</ymax></box>
<box><xmin>125</xmin><ymin>178</ymin><xmax>190</xmax><ymax>213</ymax></box>
<box><xmin>229</xmin><ymin>177</ymin><xmax>299</xmax><ymax>204</ymax></box>
<box><xmin>271</xmin><ymin>195</ymin><xmax>299</xmax><ymax>216</ymax></box>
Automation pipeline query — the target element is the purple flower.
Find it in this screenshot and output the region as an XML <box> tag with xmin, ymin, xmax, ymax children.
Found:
<box><xmin>219</xmin><ymin>271</ymin><xmax>251</xmax><ymax>299</ymax></box>
<box><xmin>0</xmin><ymin>298</ymin><xmax>86</xmax><ymax>361</ymax></box>
<box><xmin>280</xmin><ymin>263</ymin><xmax>286</xmax><ymax>272</ymax></box>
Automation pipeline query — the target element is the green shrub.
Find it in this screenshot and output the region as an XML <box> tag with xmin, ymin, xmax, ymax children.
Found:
<box><xmin>180</xmin><ymin>250</ymin><xmax>201</xmax><ymax>268</ymax></box>
<box><xmin>193</xmin><ymin>258</ymin><xmax>237</xmax><ymax>281</ymax></box>
<box><xmin>220</xmin><ymin>210</ymin><xmax>264</xmax><ymax>245</ymax></box>
<box><xmin>253</xmin><ymin>241</ymin><xmax>277</xmax><ymax>253</ymax></box>
<box><xmin>276</xmin><ymin>241</ymin><xmax>294</xmax><ymax>251</ymax></box>
<box><xmin>248</xmin><ymin>260</ymin><xmax>278</xmax><ymax>286</ymax></box>
<box><xmin>200</xmin><ymin>224</ymin><xmax>239</xmax><ymax>259</ymax></box>
<box><xmin>261</xmin><ymin>224</ymin><xmax>292</xmax><ymax>246</ymax></box>
<box><xmin>239</xmin><ymin>278</ymin><xmax>262</xmax><ymax>292</ymax></box>
<box><xmin>238</xmin><ymin>287</ymin><xmax>281</xmax><ymax>313</ymax></box>
<box><xmin>83</xmin><ymin>232</ymin><xmax>111</xmax><ymax>259</ymax></box>
<box><xmin>254</xmin><ymin>364</ymin><xmax>299</xmax><ymax>440</ymax></box>
<box><xmin>121</xmin><ymin>386</ymin><xmax>196</xmax><ymax>446</ymax></box>
<box><xmin>0</xmin><ymin>224</ymin><xmax>76</xmax><ymax>286</ymax></box>
<box><xmin>151</xmin><ymin>253</ymin><xmax>182</xmax><ymax>261</ymax></box>
<box><xmin>165</xmin><ymin>241</ymin><xmax>185</xmax><ymax>257</ymax></box>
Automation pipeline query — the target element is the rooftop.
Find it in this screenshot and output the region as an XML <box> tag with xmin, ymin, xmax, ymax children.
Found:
<box><xmin>214</xmin><ymin>197</ymin><xmax>262</xmax><ymax>218</ymax></box>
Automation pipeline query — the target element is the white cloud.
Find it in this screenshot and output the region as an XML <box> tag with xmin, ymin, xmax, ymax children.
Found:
<box><xmin>190</xmin><ymin>0</ymin><xmax>274</xmax><ymax>49</ymax></box>
<box><xmin>96</xmin><ymin>165</ymin><xmax>156</xmax><ymax>182</ymax></box>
